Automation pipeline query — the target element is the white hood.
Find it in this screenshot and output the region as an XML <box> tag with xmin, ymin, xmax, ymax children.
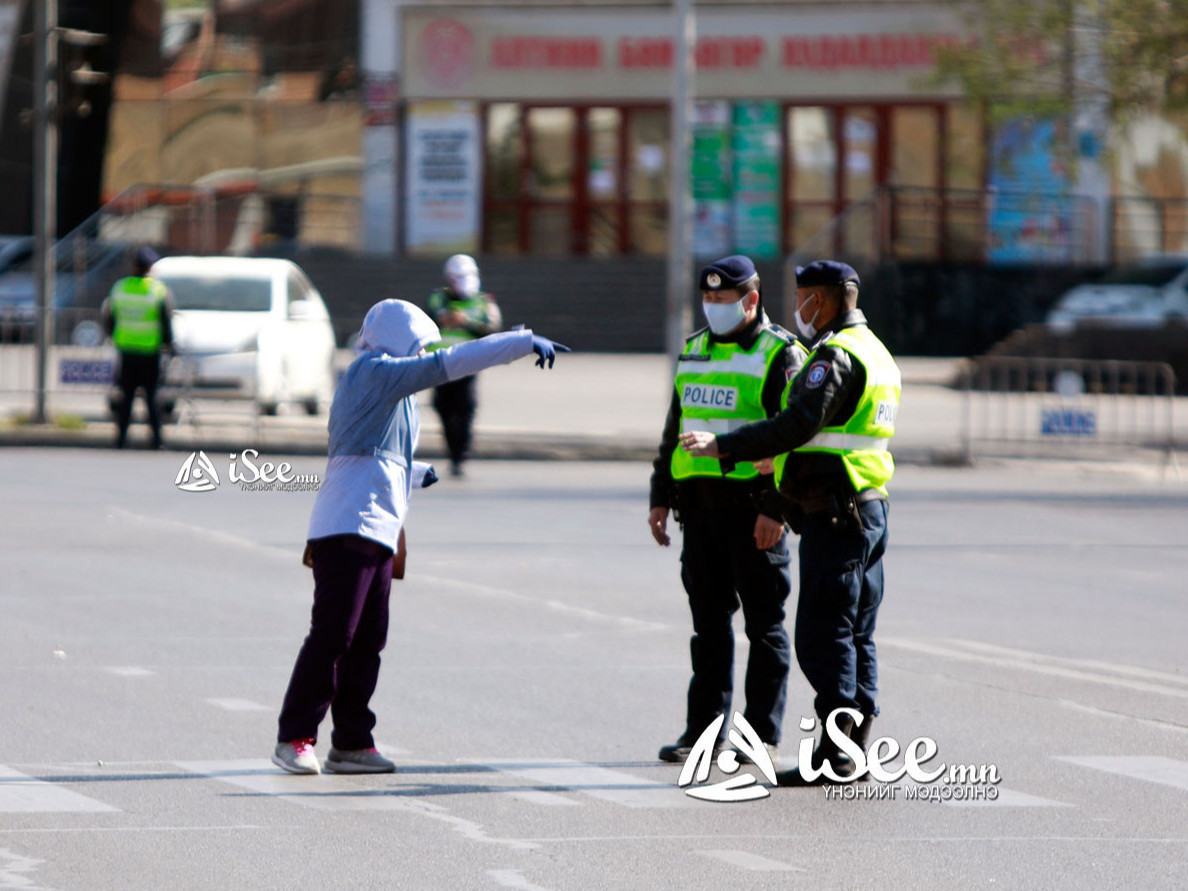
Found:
<box><xmin>356</xmin><ymin>299</ymin><xmax>441</xmax><ymax>356</ymax></box>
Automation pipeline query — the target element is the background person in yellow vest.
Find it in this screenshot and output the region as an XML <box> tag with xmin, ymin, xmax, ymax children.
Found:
<box><xmin>425</xmin><ymin>254</ymin><xmax>502</xmax><ymax>477</ymax></box>
<box><xmin>101</xmin><ymin>247</ymin><xmax>173</xmax><ymax>450</ymax></box>
<box><xmin>648</xmin><ymin>255</ymin><xmax>808</xmax><ymax>765</ymax></box>
<box><xmin>679</xmin><ymin>260</ymin><xmax>899</xmax><ymax>786</ymax></box>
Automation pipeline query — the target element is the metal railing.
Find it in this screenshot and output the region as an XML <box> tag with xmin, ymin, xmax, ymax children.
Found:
<box><xmin>960</xmin><ymin>356</ymin><xmax>1177</xmax><ymax>465</ymax></box>
<box><xmin>786</xmin><ymin>186</ymin><xmax>1103</xmax><ymax>268</ymax></box>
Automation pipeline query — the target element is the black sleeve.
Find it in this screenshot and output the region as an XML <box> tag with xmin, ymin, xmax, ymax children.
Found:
<box><xmin>101</xmin><ymin>300</ymin><xmax>114</xmax><ymax>337</ymax></box>
<box><xmin>649</xmin><ymin>389</ymin><xmax>681</xmax><ymax>509</ymax></box>
<box><xmin>159</xmin><ymin>292</ymin><xmax>173</xmax><ymax>348</ymax></box>
<box><xmin>717</xmin><ymin>344</ymin><xmax>861</xmax><ymax>462</ymax></box>
<box><xmin>753</xmin><ymin>342</ymin><xmax>802</xmax><ymax>521</ymax></box>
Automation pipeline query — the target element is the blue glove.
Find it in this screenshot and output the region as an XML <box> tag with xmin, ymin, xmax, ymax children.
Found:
<box><xmin>531</xmin><ymin>335</ymin><xmax>571</xmax><ymax>369</ymax></box>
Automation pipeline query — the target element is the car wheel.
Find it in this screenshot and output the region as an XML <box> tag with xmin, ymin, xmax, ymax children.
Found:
<box><xmin>302</xmin><ymin>398</ymin><xmax>319</xmax><ymax>416</ymax></box>
<box><xmin>259</xmin><ymin>402</ymin><xmax>279</xmax><ymax>416</ymax></box>
<box><xmin>159</xmin><ymin>400</ymin><xmax>176</xmax><ymax>421</ymax></box>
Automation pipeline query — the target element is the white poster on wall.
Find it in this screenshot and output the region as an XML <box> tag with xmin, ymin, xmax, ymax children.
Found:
<box><xmin>404</xmin><ymin>100</ymin><xmax>480</xmax><ymax>256</ymax></box>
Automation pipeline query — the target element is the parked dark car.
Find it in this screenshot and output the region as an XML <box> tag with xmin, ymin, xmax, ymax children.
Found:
<box><xmin>0</xmin><ymin>237</ymin><xmax>134</xmax><ymax>342</ymax></box>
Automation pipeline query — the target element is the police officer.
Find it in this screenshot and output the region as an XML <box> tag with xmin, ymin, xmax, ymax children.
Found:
<box><xmin>102</xmin><ymin>247</ymin><xmax>173</xmax><ymax>450</ymax></box>
<box><xmin>426</xmin><ymin>254</ymin><xmax>503</xmax><ymax>476</ymax></box>
<box><xmin>679</xmin><ymin>260</ymin><xmax>899</xmax><ymax>785</ymax></box>
<box><xmin>649</xmin><ymin>255</ymin><xmax>807</xmax><ymax>764</ymax></box>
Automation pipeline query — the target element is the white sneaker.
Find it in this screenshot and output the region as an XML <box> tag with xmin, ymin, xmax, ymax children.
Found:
<box><xmin>272</xmin><ymin>739</ymin><xmax>320</xmax><ymax>775</ymax></box>
<box><xmin>324</xmin><ymin>746</ymin><xmax>396</xmax><ymax>774</ymax></box>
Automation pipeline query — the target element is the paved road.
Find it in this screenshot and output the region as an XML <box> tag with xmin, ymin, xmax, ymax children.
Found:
<box><xmin>1</xmin><ymin>451</ymin><xmax>1187</xmax><ymax>888</ymax></box>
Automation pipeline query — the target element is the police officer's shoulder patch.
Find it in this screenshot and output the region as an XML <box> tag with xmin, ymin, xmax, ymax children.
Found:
<box><xmin>805</xmin><ymin>360</ymin><xmax>830</xmax><ymax>388</ymax></box>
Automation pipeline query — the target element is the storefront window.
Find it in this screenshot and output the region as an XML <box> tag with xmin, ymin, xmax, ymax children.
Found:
<box><xmin>481</xmin><ymin>103</ymin><xmax>667</xmax><ymax>255</ymax></box>
<box><xmin>891</xmin><ymin>106</ymin><xmax>940</xmax><ymax>258</ymax></box>
<box><xmin>787</xmin><ymin>106</ymin><xmax>837</xmax><ymax>251</ymax></box>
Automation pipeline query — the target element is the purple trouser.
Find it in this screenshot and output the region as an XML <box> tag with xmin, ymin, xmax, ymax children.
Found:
<box><xmin>277</xmin><ymin>534</ymin><xmax>394</xmax><ymax>750</ymax></box>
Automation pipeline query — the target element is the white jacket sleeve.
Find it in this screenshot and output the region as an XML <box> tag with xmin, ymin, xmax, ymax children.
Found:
<box><xmin>440</xmin><ymin>329</ymin><xmax>535</xmax><ymax>381</ymax></box>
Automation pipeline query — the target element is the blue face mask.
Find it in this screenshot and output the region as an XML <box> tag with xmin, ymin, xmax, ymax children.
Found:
<box><xmin>703</xmin><ymin>298</ymin><xmax>747</xmax><ymax>336</ymax></box>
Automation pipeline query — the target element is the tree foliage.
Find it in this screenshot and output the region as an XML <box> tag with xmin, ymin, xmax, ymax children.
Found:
<box><xmin>933</xmin><ymin>0</ymin><xmax>1188</xmax><ymax>120</ymax></box>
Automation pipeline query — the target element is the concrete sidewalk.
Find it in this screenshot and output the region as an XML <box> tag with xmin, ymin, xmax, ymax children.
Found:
<box><xmin>1</xmin><ymin>355</ymin><xmax>1180</xmax><ymax>468</ymax></box>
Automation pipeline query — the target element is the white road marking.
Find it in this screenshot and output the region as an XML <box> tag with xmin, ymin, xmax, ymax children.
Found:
<box><xmin>474</xmin><ymin>760</ymin><xmax>695</xmax><ymax>809</ymax></box>
<box><xmin>487</xmin><ymin>868</ymin><xmax>552</xmax><ymax>890</ymax></box>
<box><xmin>1056</xmin><ymin>756</ymin><xmax>1188</xmax><ymax>792</ymax></box>
<box><xmin>104</xmin><ymin>666</ymin><xmax>155</xmax><ymax>678</ymax></box>
<box><xmin>0</xmin><ymin>848</ymin><xmax>44</xmax><ymax>890</ymax></box>
<box><xmin>0</xmin><ymin>766</ymin><xmax>118</xmax><ymax>814</ymax></box>
<box><xmin>206</xmin><ymin>698</ymin><xmax>270</xmax><ymax>712</ymax></box>
<box><xmin>174</xmin><ymin>759</ymin><xmax>411</xmax><ymax>812</ymax></box>
<box><xmin>172</xmin><ymin>759</ymin><xmax>536</xmax><ymax>849</ymax></box>
<box><xmin>942</xmin><ymin>788</ymin><xmax>1071</xmax><ymax>808</ymax></box>
<box><xmin>0</xmin><ymin>826</ymin><xmax>266</xmax><ymax>835</ymax></box>
<box><xmin>506</xmin><ymin>790</ymin><xmax>580</xmax><ymax>807</ymax></box>
<box><xmin>880</xmin><ymin>637</ymin><xmax>1188</xmax><ymax>700</ymax></box>
<box><xmin>418</xmin><ymin>575</ymin><xmax>671</xmax><ymax>633</ymax></box>
<box><xmin>950</xmin><ymin>640</ymin><xmax>1188</xmax><ymax>688</ymax></box>
<box><xmin>699</xmin><ymin>850</ymin><xmax>803</xmax><ymax>872</ymax></box>
<box><xmin>108</xmin><ymin>508</ymin><xmax>293</xmax><ymax>560</ymax></box>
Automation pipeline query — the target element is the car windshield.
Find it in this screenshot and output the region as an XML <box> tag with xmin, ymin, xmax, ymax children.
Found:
<box><xmin>163</xmin><ymin>275</ymin><xmax>272</xmax><ymax>312</ymax></box>
<box><xmin>1097</xmin><ymin>263</ymin><xmax>1185</xmax><ymax>287</ymax></box>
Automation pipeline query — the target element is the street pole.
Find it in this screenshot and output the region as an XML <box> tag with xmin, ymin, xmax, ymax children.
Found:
<box><xmin>32</xmin><ymin>0</ymin><xmax>58</xmax><ymax>423</ymax></box>
<box><xmin>664</xmin><ymin>0</ymin><xmax>694</xmax><ymax>366</ymax></box>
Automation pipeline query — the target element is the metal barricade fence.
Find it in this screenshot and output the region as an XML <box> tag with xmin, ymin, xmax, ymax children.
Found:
<box><xmin>961</xmin><ymin>356</ymin><xmax>1177</xmax><ymax>465</ymax></box>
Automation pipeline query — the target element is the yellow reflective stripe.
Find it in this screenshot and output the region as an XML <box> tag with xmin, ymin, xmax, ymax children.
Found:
<box><xmin>802</xmin><ymin>432</ymin><xmax>891</xmax><ymax>452</ymax></box>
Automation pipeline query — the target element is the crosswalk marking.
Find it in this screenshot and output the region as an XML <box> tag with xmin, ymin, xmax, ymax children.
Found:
<box><xmin>173</xmin><ymin>760</ymin><xmax>419</xmax><ymax>812</ymax></box>
<box><xmin>206</xmin><ymin>698</ymin><xmax>270</xmax><ymax>712</ymax></box>
<box><xmin>105</xmin><ymin>666</ymin><xmax>154</xmax><ymax>678</ymax></box>
<box><xmin>474</xmin><ymin>760</ymin><xmax>695</xmax><ymax>809</ymax></box>
<box><xmin>0</xmin><ymin>766</ymin><xmax>119</xmax><ymax>814</ymax></box>
<box><xmin>943</xmin><ymin>788</ymin><xmax>1071</xmax><ymax>808</ymax></box>
<box><xmin>1055</xmin><ymin>756</ymin><xmax>1188</xmax><ymax>792</ymax></box>
<box><xmin>699</xmin><ymin>850</ymin><xmax>803</xmax><ymax>872</ymax></box>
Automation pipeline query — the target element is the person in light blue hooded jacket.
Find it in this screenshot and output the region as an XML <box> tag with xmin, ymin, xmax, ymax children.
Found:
<box><xmin>273</xmin><ymin>299</ymin><xmax>568</xmax><ymax>775</ymax></box>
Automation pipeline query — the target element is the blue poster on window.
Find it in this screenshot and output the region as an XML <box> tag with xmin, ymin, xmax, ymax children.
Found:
<box><xmin>986</xmin><ymin>118</ymin><xmax>1076</xmax><ymax>264</ymax></box>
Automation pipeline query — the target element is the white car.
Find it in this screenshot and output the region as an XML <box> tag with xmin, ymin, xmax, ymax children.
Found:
<box><xmin>152</xmin><ymin>256</ymin><xmax>337</xmax><ymax>415</ymax></box>
<box><xmin>1046</xmin><ymin>255</ymin><xmax>1188</xmax><ymax>332</ymax></box>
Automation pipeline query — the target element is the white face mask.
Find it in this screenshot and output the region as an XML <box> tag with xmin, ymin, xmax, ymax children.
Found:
<box><xmin>449</xmin><ymin>273</ymin><xmax>480</xmax><ymax>299</ymax></box>
<box><xmin>794</xmin><ymin>294</ymin><xmax>820</xmax><ymax>341</ymax></box>
<box><xmin>702</xmin><ymin>298</ymin><xmax>747</xmax><ymax>336</ymax></box>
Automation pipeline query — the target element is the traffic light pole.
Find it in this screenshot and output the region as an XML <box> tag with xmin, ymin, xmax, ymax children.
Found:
<box><xmin>32</xmin><ymin>0</ymin><xmax>58</xmax><ymax>423</ymax></box>
<box><xmin>665</xmin><ymin>0</ymin><xmax>694</xmax><ymax>367</ymax></box>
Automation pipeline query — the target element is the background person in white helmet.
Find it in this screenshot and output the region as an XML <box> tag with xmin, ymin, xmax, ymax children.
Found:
<box><xmin>272</xmin><ymin>299</ymin><xmax>568</xmax><ymax>776</ymax></box>
<box><xmin>425</xmin><ymin>254</ymin><xmax>503</xmax><ymax>476</ymax></box>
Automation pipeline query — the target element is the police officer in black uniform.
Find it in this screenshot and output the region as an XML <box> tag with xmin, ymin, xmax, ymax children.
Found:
<box><xmin>649</xmin><ymin>255</ymin><xmax>807</xmax><ymax>764</ymax></box>
<box><xmin>679</xmin><ymin>261</ymin><xmax>900</xmax><ymax>785</ymax></box>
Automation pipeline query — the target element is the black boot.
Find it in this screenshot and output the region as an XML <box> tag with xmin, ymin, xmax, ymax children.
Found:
<box><xmin>776</xmin><ymin>713</ymin><xmax>855</xmax><ymax>787</ymax></box>
<box><xmin>849</xmin><ymin>714</ymin><xmax>875</xmax><ymax>782</ymax></box>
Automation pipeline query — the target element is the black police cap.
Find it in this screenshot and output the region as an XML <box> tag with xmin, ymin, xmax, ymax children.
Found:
<box><xmin>698</xmin><ymin>255</ymin><xmax>758</xmax><ymax>292</ymax></box>
<box><xmin>135</xmin><ymin>246</ymin><xmax>160</xmax><ymax>268</ymax></box>
<box><xmin>795</xmin><ymin>260</ymin><xmax>860</xmax><ymax>289</ymax></box>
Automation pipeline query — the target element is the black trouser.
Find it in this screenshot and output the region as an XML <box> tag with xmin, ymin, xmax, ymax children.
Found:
<box><xmin>115</xmin><ymin>352</ymin><xmax>162</xmax><ymax>449</ymax></box>
<box><xmin>432</xmin><ymin>375</ymin><xmax>477</xmax><ymax>465</ymax></box>
<box><xmin>678</xmin><ymin>503</ymin><xmax>793</xmax><ymax>745</ymax></box>
<box><xmin>278</xmin><ymin>535</ymin><xmax>394</xmax><ymax>750</ymax></box>
<box><xmin>795</xmin><ymin>499</ymin><xmax>889</xmax><ymax>721</ymax></box>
